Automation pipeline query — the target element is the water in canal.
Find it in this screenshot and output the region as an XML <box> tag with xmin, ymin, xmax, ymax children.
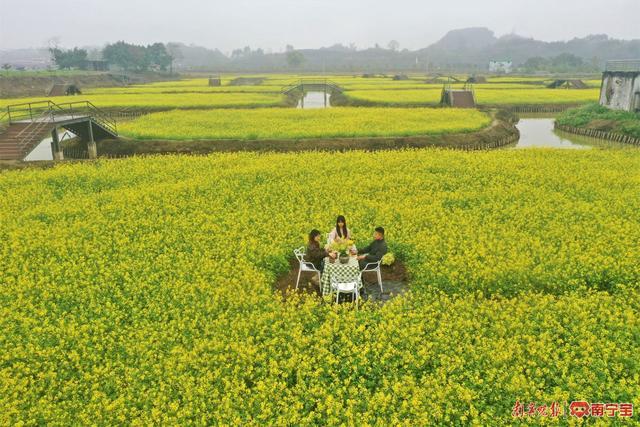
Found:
<box><xmin>297</xmin><ymin>91</ymin><xmax>330</xmax><ymax>109</ymax></box>
<box><xmin>23</xmin><ymin>130</ymin><xmax>76</xmax><ymax>161</ymax></box>
<box><xmin>23</xmin><ymin>136</ymin><xmax>54</xmax><ymax>161</ymax></box>
<box><xmin>513</xmin><ymin>116</ymin><xmax>632</xmax><ymax>149</ymax></box>
<box><xmin>19</xmin><ymin>114</ymin><xmax>636</xmax><ymax>161</ymax></box>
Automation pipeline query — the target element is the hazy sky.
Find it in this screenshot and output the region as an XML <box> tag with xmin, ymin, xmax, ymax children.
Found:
<box><xmin>1</xmin><ymin>0</ymin><xmax>638</xmax><ymax>53</ymax></box>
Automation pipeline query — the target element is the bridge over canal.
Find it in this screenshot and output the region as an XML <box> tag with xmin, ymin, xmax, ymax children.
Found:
<box><xmin>0</xmin><ymin>100</ymin><xmax>118</xmax><ymax>160</ymax></box>
<box><xmin>282</xmin><ymin>80</ymin><xmax>344</xmax><ymax>108</ymax></box>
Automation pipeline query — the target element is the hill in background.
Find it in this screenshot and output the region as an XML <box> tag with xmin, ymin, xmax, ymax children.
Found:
<box><xmin>2</xmin><ymin>27</ymin><xmax>640</xmax><ymax>72</ymax></box>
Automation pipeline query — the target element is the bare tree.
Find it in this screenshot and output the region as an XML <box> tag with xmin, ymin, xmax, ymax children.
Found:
<box><xmin>46</xmin><ymin>36</ymin><xmax>61</xmax><ymax>50</ymax></box>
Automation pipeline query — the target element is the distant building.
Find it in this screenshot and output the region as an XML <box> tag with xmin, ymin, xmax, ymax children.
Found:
<box><xmin>600</xmin><ymin>60</ymin><xmax>640</xmax><ymax>112</ymax></box>
<box><xmin>489</xmin><ymin>60</ymin><xmax>513</xmax><ymax>74</ymax></box>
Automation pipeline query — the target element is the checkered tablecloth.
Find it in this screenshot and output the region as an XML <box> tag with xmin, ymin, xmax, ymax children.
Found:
<box><xmin>321</xmin><ymin>256</ymin><xmax>362</xmax><ymax>296</ymax></box>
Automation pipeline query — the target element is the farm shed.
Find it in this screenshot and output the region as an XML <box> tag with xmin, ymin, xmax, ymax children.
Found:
<box><xmin>467</xmin><ymin>75</ymin><xmax>487</xmax><ymax>84</ymax></box>
<box><xmin>599</xmin><ymin>60</ymin><xmax>640</xmax><ymax>112</ymax></box>
<box><xmin>547</xmin><ymin>79</ymin><xmax>587</xmax><ymax>89</ymax></box>
<box><xmin>48</xmin><ymin>84</ymin><xmax>82</xmax><ymax>96</ymax></box>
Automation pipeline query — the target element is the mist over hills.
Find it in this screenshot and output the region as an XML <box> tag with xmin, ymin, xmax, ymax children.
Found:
<box><xmin>2</xmin><ymin>27</ymin><xmax>640</xmax><ymax>73</ymax></box>
<box><xmin>419</xmin><ymin>28</ymin><xmax>640</xmax><ymax>67</ymax></box>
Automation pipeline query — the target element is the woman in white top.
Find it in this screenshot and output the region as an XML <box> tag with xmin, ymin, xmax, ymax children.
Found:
<box><xmin>327</xmin><ymin>215</ymin><xmax>352</xmax><ymax>245</ymax></box>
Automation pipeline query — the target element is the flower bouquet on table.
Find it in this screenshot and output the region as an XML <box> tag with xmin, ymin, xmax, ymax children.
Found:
<box><xmin>328</xmin><ymin>238</ymin><xmax>355</xmax><ymax>264</ymax></box>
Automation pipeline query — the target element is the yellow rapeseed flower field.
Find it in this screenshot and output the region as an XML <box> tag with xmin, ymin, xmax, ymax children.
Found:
<box><xmin>118</xmin><ymin>107</ymin><xmax>491</xmax><ymax>140</ymax></box>
<box><xmin>344</xmin><ymin>88</ymin><xmax>600</xmax><ymax>105</ymax></box>
<box><xmin>0</xmin><ymin>148</ymin><xmax>639</xmax><ymax>425</ymax></box>
<box><xmin>0</xmin><ymin>75</ymin><xmax>601</xmax><ymax>112</ymax></box>
<box><xmin>0</xmin><ymin>92</ymin><xmax>285</xmax><ymax>110</ymax></box>
<box><xmin>344</xmin><ymin>89</ymin><xmax>443</xmax><ymax>105</ymax></box>
<box><xmin>83</xmin><ymin>85</ymin><xmax>282</xmax><ymax>95</ymax></box>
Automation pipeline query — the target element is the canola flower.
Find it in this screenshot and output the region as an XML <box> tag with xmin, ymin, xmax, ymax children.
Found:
<box><xmin>345</xmin><ymin>88</ymin><xmax>601</xmax><ymax>105</ymax></box>
<box><xmin>83</xmin><ymin>86</ymin><xmax>282</xmax><ymax>95</ymax></box>
<box><xmin>381</xmin><ymin>252</ymin><xmax>395</xmax><ymax>266</ymax></box>
<box><xmin>0</xmin><ymin>92</ymin><xmax>285</xmax><ymax>110</ymax></box>
<box><xmin>476</xmin><ymin>88</ymin><xmax>600</xmax><ymax>105</ymax></box>
<box><xmin>0</xmin><ymin>149</ymin><xmax>639</xmax><ymax>425</ymax></box>
<box><xmin>340</xmin><ymin>83</ymin><xmax>549</xmax><ymax>91</ymax></box>
<box><xmin>344</xmin><ymin>89</ymin><xmax>443</xmax><ymax>105</ymax></box>
<box><xmin>0</xmin><ymin>75</ymin><xmax>602</xmax><ymax>113</ymax></box>
<box><xmin>118</xmin><ymin>107</ymin><xmax>491</xmax><ymax>140</ymax></box>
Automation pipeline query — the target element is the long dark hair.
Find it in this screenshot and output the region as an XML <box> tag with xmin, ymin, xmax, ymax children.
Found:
<box><xmin>308</xmin><ymin>229</ymin><xmax>321</xmax><ymax>246</ymax></box>
<box><xmin>335</xmin><ymin>215</ymin><xmax>348</xmax><ymax>239</ymax></box>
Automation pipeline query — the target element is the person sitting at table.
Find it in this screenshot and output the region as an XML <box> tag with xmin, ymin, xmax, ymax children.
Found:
<box><xmin>306</xmin><ymin>229</ymin><xmax>331</xmax><ymax>276</ymax></box>
<box><xmin>326</xmin><ymin>215</ymin><xmax>352</xmax><ymax>246</ymax></box>
<box><xmin>357</xmin><ymin>226</ymin><xmax>388</xmax><ymax>270</ymax></box>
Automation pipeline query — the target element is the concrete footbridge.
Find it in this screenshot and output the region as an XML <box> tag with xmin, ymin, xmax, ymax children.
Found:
<box><xmin>281</xmin><ymin>79</ymin><xmax>344</xmax><ymax>95</ymax></box>
<box><xmin>0</xmin><ymin>100</ymin><xmax>118</xmax><ymax>160</ymax></box>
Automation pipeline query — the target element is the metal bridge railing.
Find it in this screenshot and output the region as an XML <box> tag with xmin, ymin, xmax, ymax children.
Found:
<box><xmin>4</xmin><ymin>100</ymin><xmax>117</xmax><ymax>135</ymax></box>
<box><xmin>281</xmin><ymin>79</ymin><xmax>343</xmax><ymax>94</ymax></box>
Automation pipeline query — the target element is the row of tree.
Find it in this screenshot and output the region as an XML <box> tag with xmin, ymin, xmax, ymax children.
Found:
<box><xmin>49</xmin><ymin>47</ymin><xmax>89</xmax><ymax>70</ymax></box>
<box><xmin>48</xmin><ymin>44</ymin><xmax>603</xmax><ymax>74</ymax></box>
<box><xmin>521</xmin><ymin>53</ymin><xmax>600</xmax><ymax>73</ymax></box>
<box><xmin>47</xmin><ymin>30</ymin><xmax>638</xmax><ymax>73</ymax></box>
<box><xmin>50</xmin><ymin>42</ymin><xmax>173</xmax><ymax>71</ymax></box>
<box><xmin>102</xmin><ymin>42</ymin><xmax>172</xmax><ymax>71</ymax></box>
<box><xmin>48</xmin><ymin>39</ymin><xmax>407</xmax><ymax>72</ymax></box>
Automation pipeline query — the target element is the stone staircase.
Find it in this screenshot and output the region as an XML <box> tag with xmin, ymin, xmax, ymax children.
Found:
<box><xmin>440</xmin><ymin>82</ymin><xmax>477</xmax><ymax>108</ymax></box>
<box><xmin>450</xmin><ymin>90</ymin><xmax>476</xmax><ymax>108</ymax></box>
<box><xmin>0</xmin><ymin>120</ymin><xmax>56</xmax><ymax>160</ymax></box>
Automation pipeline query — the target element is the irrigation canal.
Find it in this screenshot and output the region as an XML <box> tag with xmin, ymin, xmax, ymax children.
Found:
<box><xmin>20</xmin><ymin>109</ymin><xmax>636</xmax><ymax>161</ymax></box>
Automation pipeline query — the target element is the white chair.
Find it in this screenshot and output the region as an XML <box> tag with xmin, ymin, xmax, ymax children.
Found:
<box><xmin>360</xmin><ymin>260</ymin><xmax>383</xmax><ymax>293</ymax></box>
<box><xmin>293</xmin><ymin>246</ymin><xmax>321</xmax><ymax>290</ymax></box>
<box><xmin>330</xmin><ymin>273</ymin><xmax>360</xmax><ymax>306</ymax></box>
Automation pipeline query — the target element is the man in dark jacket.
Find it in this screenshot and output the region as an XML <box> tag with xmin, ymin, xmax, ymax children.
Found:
<box><xmin>357</xmin><ymin>227</ymin><xmax>387</xmax><ymax>270</ymax></box>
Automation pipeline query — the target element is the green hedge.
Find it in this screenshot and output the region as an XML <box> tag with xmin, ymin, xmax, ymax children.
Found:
<box><xmin>557</xmin><ymin>103</ymin><xmax>640</xmax><ymax>139</ymax></box>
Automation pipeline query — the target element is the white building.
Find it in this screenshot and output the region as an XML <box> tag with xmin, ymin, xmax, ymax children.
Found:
<box><xmin>489</xmin><ymin>60</ymin><xmax>513</xmax><ymax>74</ymax></box>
